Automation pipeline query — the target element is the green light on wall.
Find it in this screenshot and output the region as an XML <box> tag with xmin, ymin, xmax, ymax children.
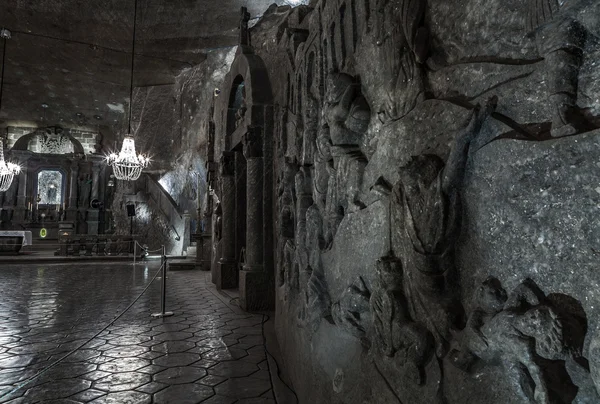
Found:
<box><xmin>40</xmin><ymin>228</ymin><xmax>47</xmax><ymax>238</ymax></box>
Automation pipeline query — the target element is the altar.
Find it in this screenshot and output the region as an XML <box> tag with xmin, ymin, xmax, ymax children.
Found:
<box><xmin>0</xmin><ymin>230</ymin><xmax>33</xmax><ymax>254</ymax></box>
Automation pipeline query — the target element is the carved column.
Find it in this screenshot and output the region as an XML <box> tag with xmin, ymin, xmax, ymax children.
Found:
<box><xmin>216</xmin><ymin>151</ymin><xmax>238</xmax><ymax>289</ymax></box>
<box><xmin>86</xmin><ymin>162</ymin><xmax>101</xmax><ymax>235</ymax></box>
<box><xmin>234</xmin><ymin>151</ymin><xmax>247</xmax><ymax>269</ymax></box>
<box><xmin>240</xmin><ymin>128</ymin><xmax>268</xmax><ymax>311</ymax></box>
<box><xmin>243</xmin><ymin>129</ymin><xmax>263</xmax><ymax>270</ymax></box>
<box><xmin>13</xmin><ymin>152</ymin><xmax>31</xmax><ymax>221</ymax></box>
<box><xmin>16</xmin><ymin>166</ymin><xmax>27</xmax><ymax>208</ymax></box>
<box><xmin>91</xmin><ymin>163</ymin><xmax>101</xmax><ymax>201</ymax></box>
<box><xmin>67</xmin><ymin>160</ymin><xmax>79</xmax><ymax>221</ymax></box>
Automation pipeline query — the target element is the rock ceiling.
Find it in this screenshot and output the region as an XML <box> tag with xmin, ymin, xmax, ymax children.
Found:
<box><xmin>0</xmin><ymin>0</ymin><xmax>300</xmax><ymax>130</ymax></box>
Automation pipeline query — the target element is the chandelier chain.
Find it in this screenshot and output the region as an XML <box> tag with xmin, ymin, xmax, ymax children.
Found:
<box><xmin>128</xmin><ymin>0</ymin><xmax>138</xmax><ymax>135</ymax></box>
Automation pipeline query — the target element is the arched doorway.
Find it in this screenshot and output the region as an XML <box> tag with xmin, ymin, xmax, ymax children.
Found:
<box><xmin>212</xmin><ymin>44</ymin><xmax>275</xmax><ymax>311</ymax></box>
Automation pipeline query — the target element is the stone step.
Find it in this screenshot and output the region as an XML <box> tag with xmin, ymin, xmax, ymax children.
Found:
<box><xmin>185</xmin><ymin>246</ymin><xmax>197</xmax><ymax>257</ymax></box>
<box><xmin>168</xmin><ymin>260</ymin><xmax>197</xmax><ymax>271</ymax></box>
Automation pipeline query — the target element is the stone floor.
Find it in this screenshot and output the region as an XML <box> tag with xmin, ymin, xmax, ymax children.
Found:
<box><xmin>0</xmin><ymin>262</ymin><xmax>285</xmax><ymax>403</ymax></box>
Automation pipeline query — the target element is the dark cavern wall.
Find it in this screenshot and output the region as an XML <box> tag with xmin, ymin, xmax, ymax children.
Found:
<box><xmin>202</xmin><ymin>0</ymin><xmax>600</xmax><ymax>403</ymax></box>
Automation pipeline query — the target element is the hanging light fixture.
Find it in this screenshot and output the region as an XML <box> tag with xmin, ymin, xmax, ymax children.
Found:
<box><xmin>106</xmin><ymin>0</ymin><xmax>149</xmax><ymax>181</ymax></box>
<box><xmin>0</xmin><ymin>28</ymin><xmax>20</xmax><ymax>192</ymax></box>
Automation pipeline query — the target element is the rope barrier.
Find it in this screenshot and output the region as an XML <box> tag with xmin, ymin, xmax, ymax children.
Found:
<box><xmin>134</xmin><ymin>240</ymin><xmax>165</xmax><ymax>253</ymax></box>
<box><xmin>0</xmin><ymin>260</ymin><xmax>166</xmax><ymax>401</ymax></box>
<box><xmin>0</xmin><ymin>240</ymin><xmax>138</xmax><ymax>247</ymax></box>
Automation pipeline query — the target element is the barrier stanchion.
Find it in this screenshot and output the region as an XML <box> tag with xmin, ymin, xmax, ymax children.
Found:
<box><xmin>151</xmin><ymin>245</ymin><xmax>173</xmax><ymax>318</ymax></box>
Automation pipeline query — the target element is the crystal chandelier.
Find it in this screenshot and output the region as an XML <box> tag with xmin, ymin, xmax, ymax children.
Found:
<box><xmin>0</xmin><ymin>141</ymin><xmax>20</xmax><ymax>192</ymax></box>
<box><xmin>106</xmin><ymin>136</ymin><xmax>149</xmax><ymax>181</ymax></box>
<box><xmin>106</xmin><ymin>0</ymin><xmax>149</xmax><ymax>181</ymax></box>
<box><xmin>0</xmin><ymin>28</ymin><xmax>20</xmax><ymax>192</ymax></box>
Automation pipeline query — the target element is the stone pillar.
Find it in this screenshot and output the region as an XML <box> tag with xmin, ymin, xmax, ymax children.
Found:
<box><xmin>87</xmin><ymin>209</ymin><xmax>99</xmax><ymax>235</ymax></box>
<box><xmin>67</xmin><ymin>160</ymin><xmax>79</xmax><ymax>221</ymax></box>
<box><xmin>243</xmin><ymin>129</ymin><xmax>263</xmax><ymax>270</ymax></box>
<box><xmin>234</xmin><ymin>151</ymin><xmax>246</xmax><ymax>268</ymax></box>
<box><xmin>240</xmin><ymin>128</ymin><xmax>268</xmax><ymax>311</ymax></box>
<box><xmin>14</xmin><ymin>166</ymin><xmax>27</xmax><ymax>221</ymax></box>
<box><xmin>16</xmin><ymin>166</ymin><xmax>27</xmax><ymax>208</ymax></box>
<box><xmin>14</xmin><ymin>152</ymin><xmax>31</xmax><ymax>221</ymax></box>
<box><xmin>216</xmin><ymin>151</ymin><xmax>238</xmax><ymax>289</ymax></box>
<box><xmin>91</xmin><ymin>163</ymin><xmax>101</xmax><ymax>201</ymax></box>
<box><xmin>86</xmin><ymin>162</ymin><xmax>101</xmax><ymax>235</ymax></box>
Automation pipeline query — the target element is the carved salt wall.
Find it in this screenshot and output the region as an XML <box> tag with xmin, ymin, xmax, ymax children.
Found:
<box><xmin>215</xmin><ymin>0</ymin><xmax>600</xmax><ymax>403</ymax></box>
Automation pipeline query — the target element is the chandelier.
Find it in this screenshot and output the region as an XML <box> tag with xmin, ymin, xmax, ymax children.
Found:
<box><xmin>0</xmin><ymin>141</ymin><xmax>20</xmax><ymax>192</ymax></box>
<box><xmin>0</xmin><ymin>28</ymin><xmax>20</xmax><ymax>192</ymax></box>
<box><xmin>106</xmin><ymin>136</ymin><xmax>149</xmax><ymax>181</ymax></box>
<box><xmin>106</xmin><ymin>0</ymin><xmax>149</xmax><ymax>181</ymax></box>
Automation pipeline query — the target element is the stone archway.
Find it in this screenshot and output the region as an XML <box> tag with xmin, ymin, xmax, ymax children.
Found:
<box><xmin>213</xmin><ymin>45</ymin><xmax>275</xmax><ymax>311</ymax></box>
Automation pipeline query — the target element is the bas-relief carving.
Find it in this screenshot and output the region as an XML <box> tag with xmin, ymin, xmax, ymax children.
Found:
<box><xmin>32</xmin><ymin>127</ymin><xmax>75</xmax><ymax>154</ymax></box>
<box><xmin>319</xmin><ymin>72</ymin><xmax>371</xmax><ymax>248</ymax></box>
<box><xmin>276</xmin><ymin>161</ymin><xmax>297</xmax><ymax>294</ymax></box>
<box><xmin>449</xmin><ymin>277</ymin><xmax>595</xmax><ymax>404</ymax></box>
<box><xmin>331</xmin><ymin>275</ymin><xmax>372</xmax><ymax>341</ymax></box>
<box><xmin>258</xmin><ymin>0</ymin><xmax>600</xmax><ymax>402</ymax></box>
<box><xmin>358</xmin><ymin>0</ymin><xmax>427</xmax><ymax>123</ymax></box>
<box><xmin>370</xmin><ymin>253</ymin><xmax>434</xmax><ymax>385</ymax></box>
<box><xmin>388</xmin><ymin>99</ymin><xmax>497</xmax><ymax>357</ymax></box>
<box><xmin>526</xmin><ymin>0</ymin><xmax>587</xmax><ymax>137</ymax></box>
<box><xmin>297</xmin><ymin>204</ymin><xmax>331</xmax><ymax>334</ymax></box>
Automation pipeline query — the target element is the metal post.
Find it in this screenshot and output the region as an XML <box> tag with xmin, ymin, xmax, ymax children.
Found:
<box><xmin>152</xmin><ymin>245</ymin><xmax>173</xmax><ymax>318</ymax></box>
<box><xmin>133</xmin><ymin>241</ymin><xmax>137</xmax><ymax>266</ymax></box>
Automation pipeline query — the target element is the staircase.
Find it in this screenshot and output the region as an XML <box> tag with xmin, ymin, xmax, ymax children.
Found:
<box><xmin>168</xmin><ymin>241</ymin><xmax>198</xmax><ymax>270</ymax></box>
<box><xmin>126</xmin><ymin>174</ymin><xmax>192</xmax><ymax>257</ymax></box>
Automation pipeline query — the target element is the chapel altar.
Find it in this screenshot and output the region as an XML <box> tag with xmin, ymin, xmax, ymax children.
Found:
<box><xmin>0</xmin><ymin>126</ymin><xmax>113</xmax><ymax>242</ymax></box>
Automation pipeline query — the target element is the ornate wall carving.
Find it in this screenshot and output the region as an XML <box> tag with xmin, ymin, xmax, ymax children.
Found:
<box><xmin>212</xmin><ymin>0</ymin><xmax>600</xmax><ymax>403</ymax></box>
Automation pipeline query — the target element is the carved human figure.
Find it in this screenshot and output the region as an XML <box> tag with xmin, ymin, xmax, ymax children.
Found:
<box><xmin>298</xmin><ymin>268</ymin><xmax>332</xmax><ymax>334</ymax></box>
<box><xmin>370</xmin><ymin>253</ymin><xmax>434</xmax><ymax>385</ymax></box>
<box><xmin>526</xmin><ymin>0</ymin><xmax>587</xmax><ymax>137</ymax></box>
<box><xmin>235</xmin><ymin>96</ymin><xmax>247</xmax><ymax>129</ymax></box>
<box><xmin>313</xmin><ymin>119</ymin><xmax>332</xmax><ymax>214</ymax></box>
<box><xmin>331</xmin><ymin>276</ymin><xmax>372</xmax><ymax>341</ymax></box>
<box><xmin>393</xmin><ymin>97</ymin><xmax>497</xmax><ymax>357</ymax></box>
<box><xmin>301</xmin><ymin>93</ymin><xmax>319</xmax><ymax>166</ymax></box>
<box><xmin>276</xmin><ymin>161</ymin><xmax>297</xmax><ymax>293</ymax></box>
<box><xmin>365</xmin><ymin>0</ymin><xmax>427</xmax><ymax>122</ymax></box>
<box><xmin>214</xmin><ymin>202</ymin><xmax>222</xmax><ymax>241</ymax></box>
<box><xmin>449</xmin><ymin>277</ymin><xmax>568</xmax><ymax>404</ymax></box>
<box><xmin>294</xmin><ymin>168</ymin><xmax>313</xmax><ymax>286</ymax></box>
<box><xmin>324</xmin><ymin>72</ymin><xmax>370</xmax><ymax>149</ymax></box>
<box><xmin>297</xmin><ymin>205</ymin><xmax>331</xmax><ymax>333</ymax></box>
<box><xmin>320</xmin><ymin>72</ymin><xmax>371</xmax><ymax>247</ymax></box>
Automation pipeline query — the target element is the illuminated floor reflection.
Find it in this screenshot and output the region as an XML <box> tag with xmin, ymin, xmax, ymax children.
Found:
<box><xmin>0</xmin><ymin>263</ymin><xmax>275</xmax><ymax>403</ymax></box>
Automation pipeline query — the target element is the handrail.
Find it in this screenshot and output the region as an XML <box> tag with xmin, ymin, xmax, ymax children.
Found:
<box><xmin>140</xmin><ymin>173</ymin><xmax>190</xmax><ymax>256</ymax></box>
<box><xmin>144</xmin><ymin>174</ymin><xmax>184</xmax><ymax>219</ymax></box>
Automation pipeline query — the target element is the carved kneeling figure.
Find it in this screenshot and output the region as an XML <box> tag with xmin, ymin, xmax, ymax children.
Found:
<box><xmin>449</xmin><ymin>277</ymin><xmax>566</xmax><ymax>403</ymax></box>
<box><xmin>371</xmin><ymin>254</ymin><xmax>434</xmax><ymax>385</ymax></box>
